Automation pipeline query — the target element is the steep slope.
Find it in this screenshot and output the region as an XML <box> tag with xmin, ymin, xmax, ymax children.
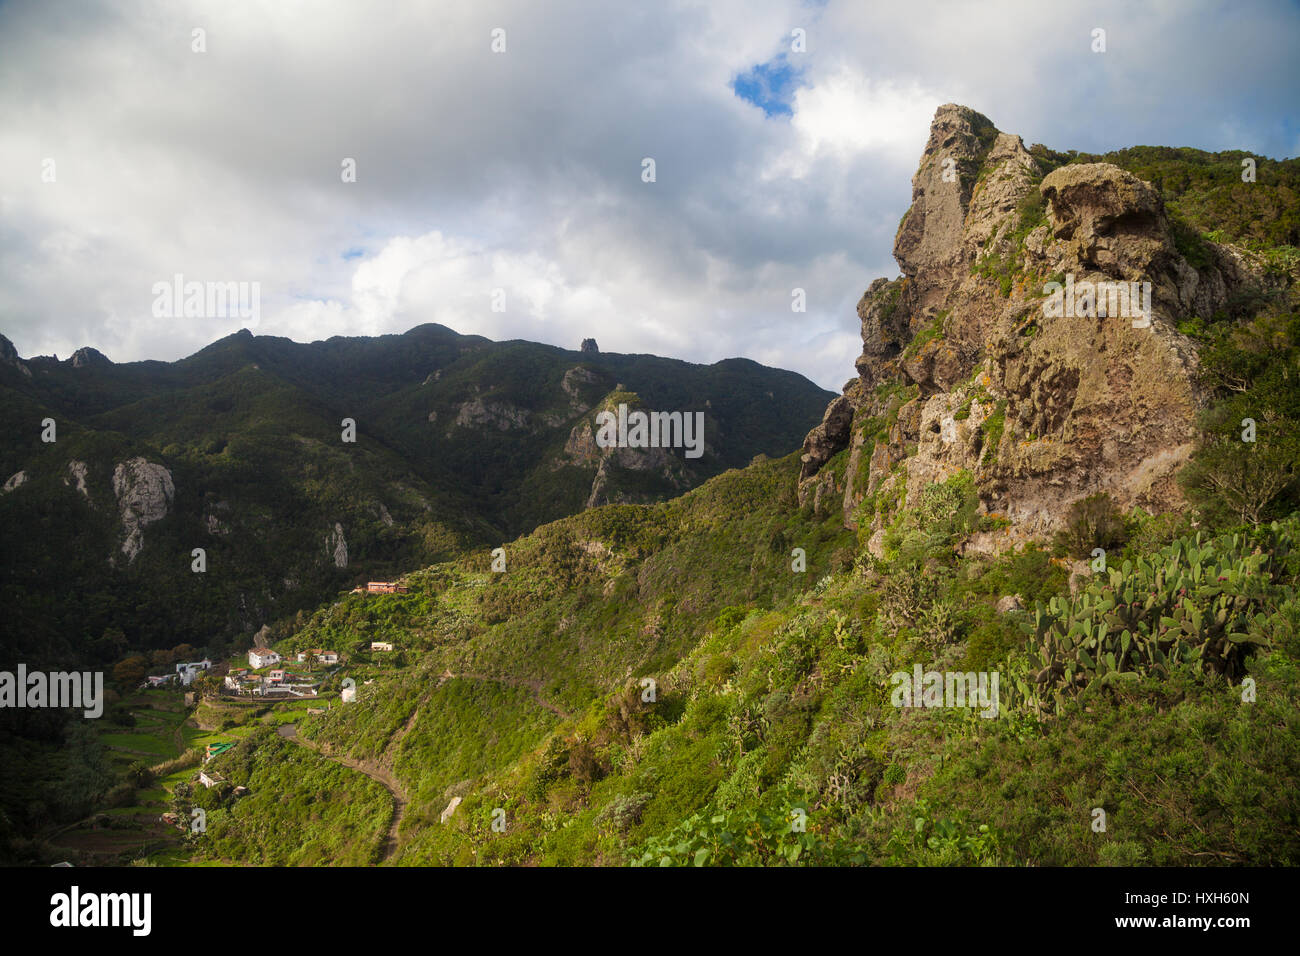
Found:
<box><xmin>798</xmin><ymin>104</ymin><xmax>1298</xmax><ymax>553</ymax></box>
<box><xmin>0</xmin><ymin>326</ymin><xmax>832</xmax><ymax>664</ymax></box>
<box><xmin>11</xmin><ymin>106</ymin><xmax>1299</xmax><ymax>870</ymax></box>
<box><xmin>179</xmin><ymin>105</ymin><xmax>1300</xmax><ymax>870</ymax></box>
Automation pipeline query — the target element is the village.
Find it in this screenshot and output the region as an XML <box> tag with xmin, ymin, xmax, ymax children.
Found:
<box><xmin>48</xmin><ymin>581</ymin><xmax>412</xmax><ymax>863</ymax></box>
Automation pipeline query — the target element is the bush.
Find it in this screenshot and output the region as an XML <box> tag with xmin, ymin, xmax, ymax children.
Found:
<box><xmin>1054</xmin><ymin>493</ymin><xmax>1129</xmax><ymax>559</ymax></box>
<box><xmin>595</xmin><ymin>791</ymin><xmax>653</xmax><ymax>834</ymax></box>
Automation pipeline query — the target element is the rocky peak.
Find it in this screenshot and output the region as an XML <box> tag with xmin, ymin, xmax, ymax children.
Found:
<box><xmin>68</xmin><ymin>346</ymin><xmax>112</xmax><ymax>368</ymax></box>
<box><xmin>894</xmin><ymin>104</ymin><xmax>1003</xmax><ymax>314</ymax></box>
<box><xmin>0</xmin><ymin>333</ymin><xmax>32</xmax><ymax>378</ymax></box>
<box><xmin>580</xmin><ymin>338</ymin><xmax>599</xmax><ymax>354</ymax></box>
<box><xmin>797</xmin><ymin>104</ymin><xmax>1277</xmax><ymax>548</ymax></box>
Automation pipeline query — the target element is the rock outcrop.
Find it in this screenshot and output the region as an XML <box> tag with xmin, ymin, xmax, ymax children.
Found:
<box><xmin>65</xmin><ymin>460</ymin><xmax>90</xmax><ymax>499</ymax></box>
<box><xmin>798</xmin><ymin>104</ymin><xmax>1275</xmax><ymax>551</ymax></box>
<box><xmin>324</xmin><ymin>522</ymin><xmax>348</xmax><ymax>568</ymax></box>
<box><xmin>454</xmin><ymin>397</ymin><xmax>532</xmax><ymax>431</ymax></box>
<box><xmin>0</xmin><ymin>334</ymin><xmax>32</xmax><ymax>378</ymax></box>
<box><xmin>558</xmin><ymin>390</ymin><xmax>694</xmax><ymax>508</ymax></box>
<box><xmin>113</xmin><ymin>458</ymin><xmax>175</xmax><ymax>562</ymax></box>
<box><xmin>68</xmin><ymin>346</ymin><xmax>112</xmax><ymax>368</ymax></box>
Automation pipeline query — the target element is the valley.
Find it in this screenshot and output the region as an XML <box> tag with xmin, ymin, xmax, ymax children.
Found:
<box><xmin>3</xmin><ymin>105</ymin><xmax>1299</xmax><ymax>870</ymax></box>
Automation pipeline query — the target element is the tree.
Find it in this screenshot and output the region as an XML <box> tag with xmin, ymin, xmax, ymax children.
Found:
<box><xmin>1182</xmin><ymin>423</ymin><xmax>1300</xmax><ymax>526</ymax></box>
<box><xmin>112</xmin><ymin>655</ymin><xmax>149</xmax><ymax>688</ymax></box>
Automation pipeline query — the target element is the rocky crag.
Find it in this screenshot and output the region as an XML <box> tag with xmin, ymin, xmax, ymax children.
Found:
<box><xmin>799</xmin><ymin>104</ymin><xmax>1278</xmax><ymax>555</ymax></box>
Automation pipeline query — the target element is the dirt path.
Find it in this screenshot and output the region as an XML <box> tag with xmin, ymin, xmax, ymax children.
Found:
<box><xmin>277</xmin><ymin>724</ymin><xmax>406</xmax><ymax>864</ymax></box>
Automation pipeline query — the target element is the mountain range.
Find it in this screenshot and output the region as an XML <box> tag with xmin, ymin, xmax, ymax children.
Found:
<box><xmin>0</xmin><ymin>324</ymin><xmax>833</xmax><ymax>664</ymax></box>
<box><xmin>3</xmin><ymin>104</ymin><xmax>1298</xmax><ymax>868</ymax></box>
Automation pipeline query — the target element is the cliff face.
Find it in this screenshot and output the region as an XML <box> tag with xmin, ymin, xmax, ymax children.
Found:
<box><xmin>112</xmin><ymin>457</ymin><xmax>175</xmax><ymax>563</ymax></box>
<box><xmin>799</xmin><ymin>104</ymin><xmax>1270</xmax><ymax>551</ymax></box>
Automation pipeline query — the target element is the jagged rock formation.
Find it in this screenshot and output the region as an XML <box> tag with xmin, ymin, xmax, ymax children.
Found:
<box><xmin>799</xmin><ymin>104</ymin><xmax>1275</xmax><ymax>551</ymax></box>
<box><xmin>799</xmin><ymin>395</ymin><xmax>854</xmax><ymax>480</ymax></box>
<box><xmin>580</xmin><ymin>338</ymin><xmax>599</xmax><ymax>354</ymax></box>
<box><xmin>560</xmin><ymin>390</ymin><xmax>693</xmax><ymax>508</ymax></box>
<box><xmin>0</xmin><ymin>334</ymin><xmax>32</xmax><ymax>378</ymax></box>
<box><xmin>561</xmin><ymin>366</ymin><xmax>599</xmax><ymax>412</ymax></box>
<box><xmin>68</xmin><ymin>346</ymin><xmax>111</xmax><ymax>368</ymax></box>
<box><xmin>112</xmin><ymin>457</ymin><xmax>175</xmax><ymax>562</ymax></box>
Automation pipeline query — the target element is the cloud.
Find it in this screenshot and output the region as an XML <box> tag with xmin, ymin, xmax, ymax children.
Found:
<box><xmin>0</xmin><ymin>0</ymin><xmax>1296</xmax><ymax>390</ymax></box>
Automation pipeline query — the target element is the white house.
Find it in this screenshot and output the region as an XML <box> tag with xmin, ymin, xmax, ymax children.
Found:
<box><xmin>267</xmin><ymin>669</ymin><xmax>285</xmax><ymax>684</ymax></box>
<box><xmin>317</xmin><ymin>650</ymin><xmax>339</xmax><ymax>665</ymax></box>
<box><xmin>370</xmin><ymin>641</ymin><xmax>394</xmax><ymax>652</ymax></box>
<box><xmin>248</xmin><ymin>647</ymin><xmax>281</xmax><ymax>669</ymax></box>
<box><xmin>175</xmin><ymin>659</ymin><xmax>212</xmax><ymax>686</ymax></box>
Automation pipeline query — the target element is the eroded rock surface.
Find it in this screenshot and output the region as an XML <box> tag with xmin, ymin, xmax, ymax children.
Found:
<box><xmin>799</xmin><ymin>104</ymin><xmax>1276</xmax><ymax>550</ymax></box>
<box><xmin>113</xmin><ymin>458</ymin><xmax>175</xmax><ymax>562</ymax></box>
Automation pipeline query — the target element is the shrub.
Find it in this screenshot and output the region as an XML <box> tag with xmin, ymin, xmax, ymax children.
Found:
<box><xmin>595</xmin><ymin>791</ymin><xmax>653</xmax><ymax>834</ymax></box>
<box><xmin>1054</xmin><ymin>493</ymin><xmax>1129</xmax><ymax>559</ymax></box>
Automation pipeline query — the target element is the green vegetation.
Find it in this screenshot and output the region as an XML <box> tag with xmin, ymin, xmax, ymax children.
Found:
<box><xmin>164</xmin><ymin>440</ymin><xmax>1298</xmax><ymax>867</ymax></box>
<box><xmin>185</xmin><ymin>728</ymin><xmax>391</xmax><ymax>865</ymax></box>
<box><xmin>971</xmin><ymin>188</ymin><xmax>1049</xmax><ymax>297</ymax></box>
<box><xmin>1054</xmin><ymin>492</ymin><xmax>1130</xmax><ymax>559</ymax></box>
<box><xmin>1180</xmin><ymin>310</ymin><xmax>1300</xmax><ymax>526</ymax></box>
<box><xmin>1031</xmin><ymin>143</ymin><xmax>1300</xmax><ymax>249</ymax></box>
<box><xmin>979</xmin><ymin>400</ymin><xmax>1007</xmax><ymax>465</ymax></box>
<box><xmin>1017</xmin><ymin>520</ymin><xmax>1295</xmax><ymax>715</ymax></box>
<box><xmin>900</xmin><ymin>312</ymin><xmax>946</xmax><ymax>361</ymax></box>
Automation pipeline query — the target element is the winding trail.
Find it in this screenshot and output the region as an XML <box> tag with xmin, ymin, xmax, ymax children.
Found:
<box><xmin>277</xmin><ymin>724</ymin><xmax>406</xmax><ymax>864</ymax></box>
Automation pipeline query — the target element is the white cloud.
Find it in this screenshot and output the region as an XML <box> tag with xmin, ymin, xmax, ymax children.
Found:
<box><xmin>0</xmin><ymin>0</ymin><xmax>1295</xmax><ymax>391</ymax></box>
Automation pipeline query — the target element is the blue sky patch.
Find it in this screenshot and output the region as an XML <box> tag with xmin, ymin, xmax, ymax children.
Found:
<box><xmin>732</xmin><ymin>55</ymin><xmax>802</xmax><ymax>118</ymax></box>
<box><xmin>341</xmin><ymin>247</ymin><xmax>365</xmax><ymax>260</ymax></box>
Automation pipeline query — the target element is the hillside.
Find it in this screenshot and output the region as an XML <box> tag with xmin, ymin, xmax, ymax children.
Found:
<box><xmin>0</xmin><ymin>325</ymin><xmax>833</xmax><ymax>665</ymax></box>
<box><xmin>6</xmin><ymin>105</ymin><xmax>1299</xmax><ymax>868</ymax></box>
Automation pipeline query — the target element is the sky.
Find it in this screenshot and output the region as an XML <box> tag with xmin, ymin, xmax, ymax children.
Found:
<box><xmin>2</xmin><ymin>0</ymin><xmax>1298</xmax><ymax>390</ymax></box>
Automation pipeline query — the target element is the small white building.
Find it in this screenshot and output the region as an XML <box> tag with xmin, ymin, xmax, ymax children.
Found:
<box><xmin>249</xmin><ymin>647</ymin><xmax>281</xmax><ymax>669</ymax></box>
<box><xmin>370</xmin><ymin>641</ymin><xmax>394</xmax><ymax>652</ymax></box>
<box><xmin>175</xmin><ymin>659</ymin><xmax>212</xmax><ymax>686</ymax></box>
<box><xmin>317</xmin><ymin>650</ymin><xmax>339</xmax><ymax>665</ymax></box>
